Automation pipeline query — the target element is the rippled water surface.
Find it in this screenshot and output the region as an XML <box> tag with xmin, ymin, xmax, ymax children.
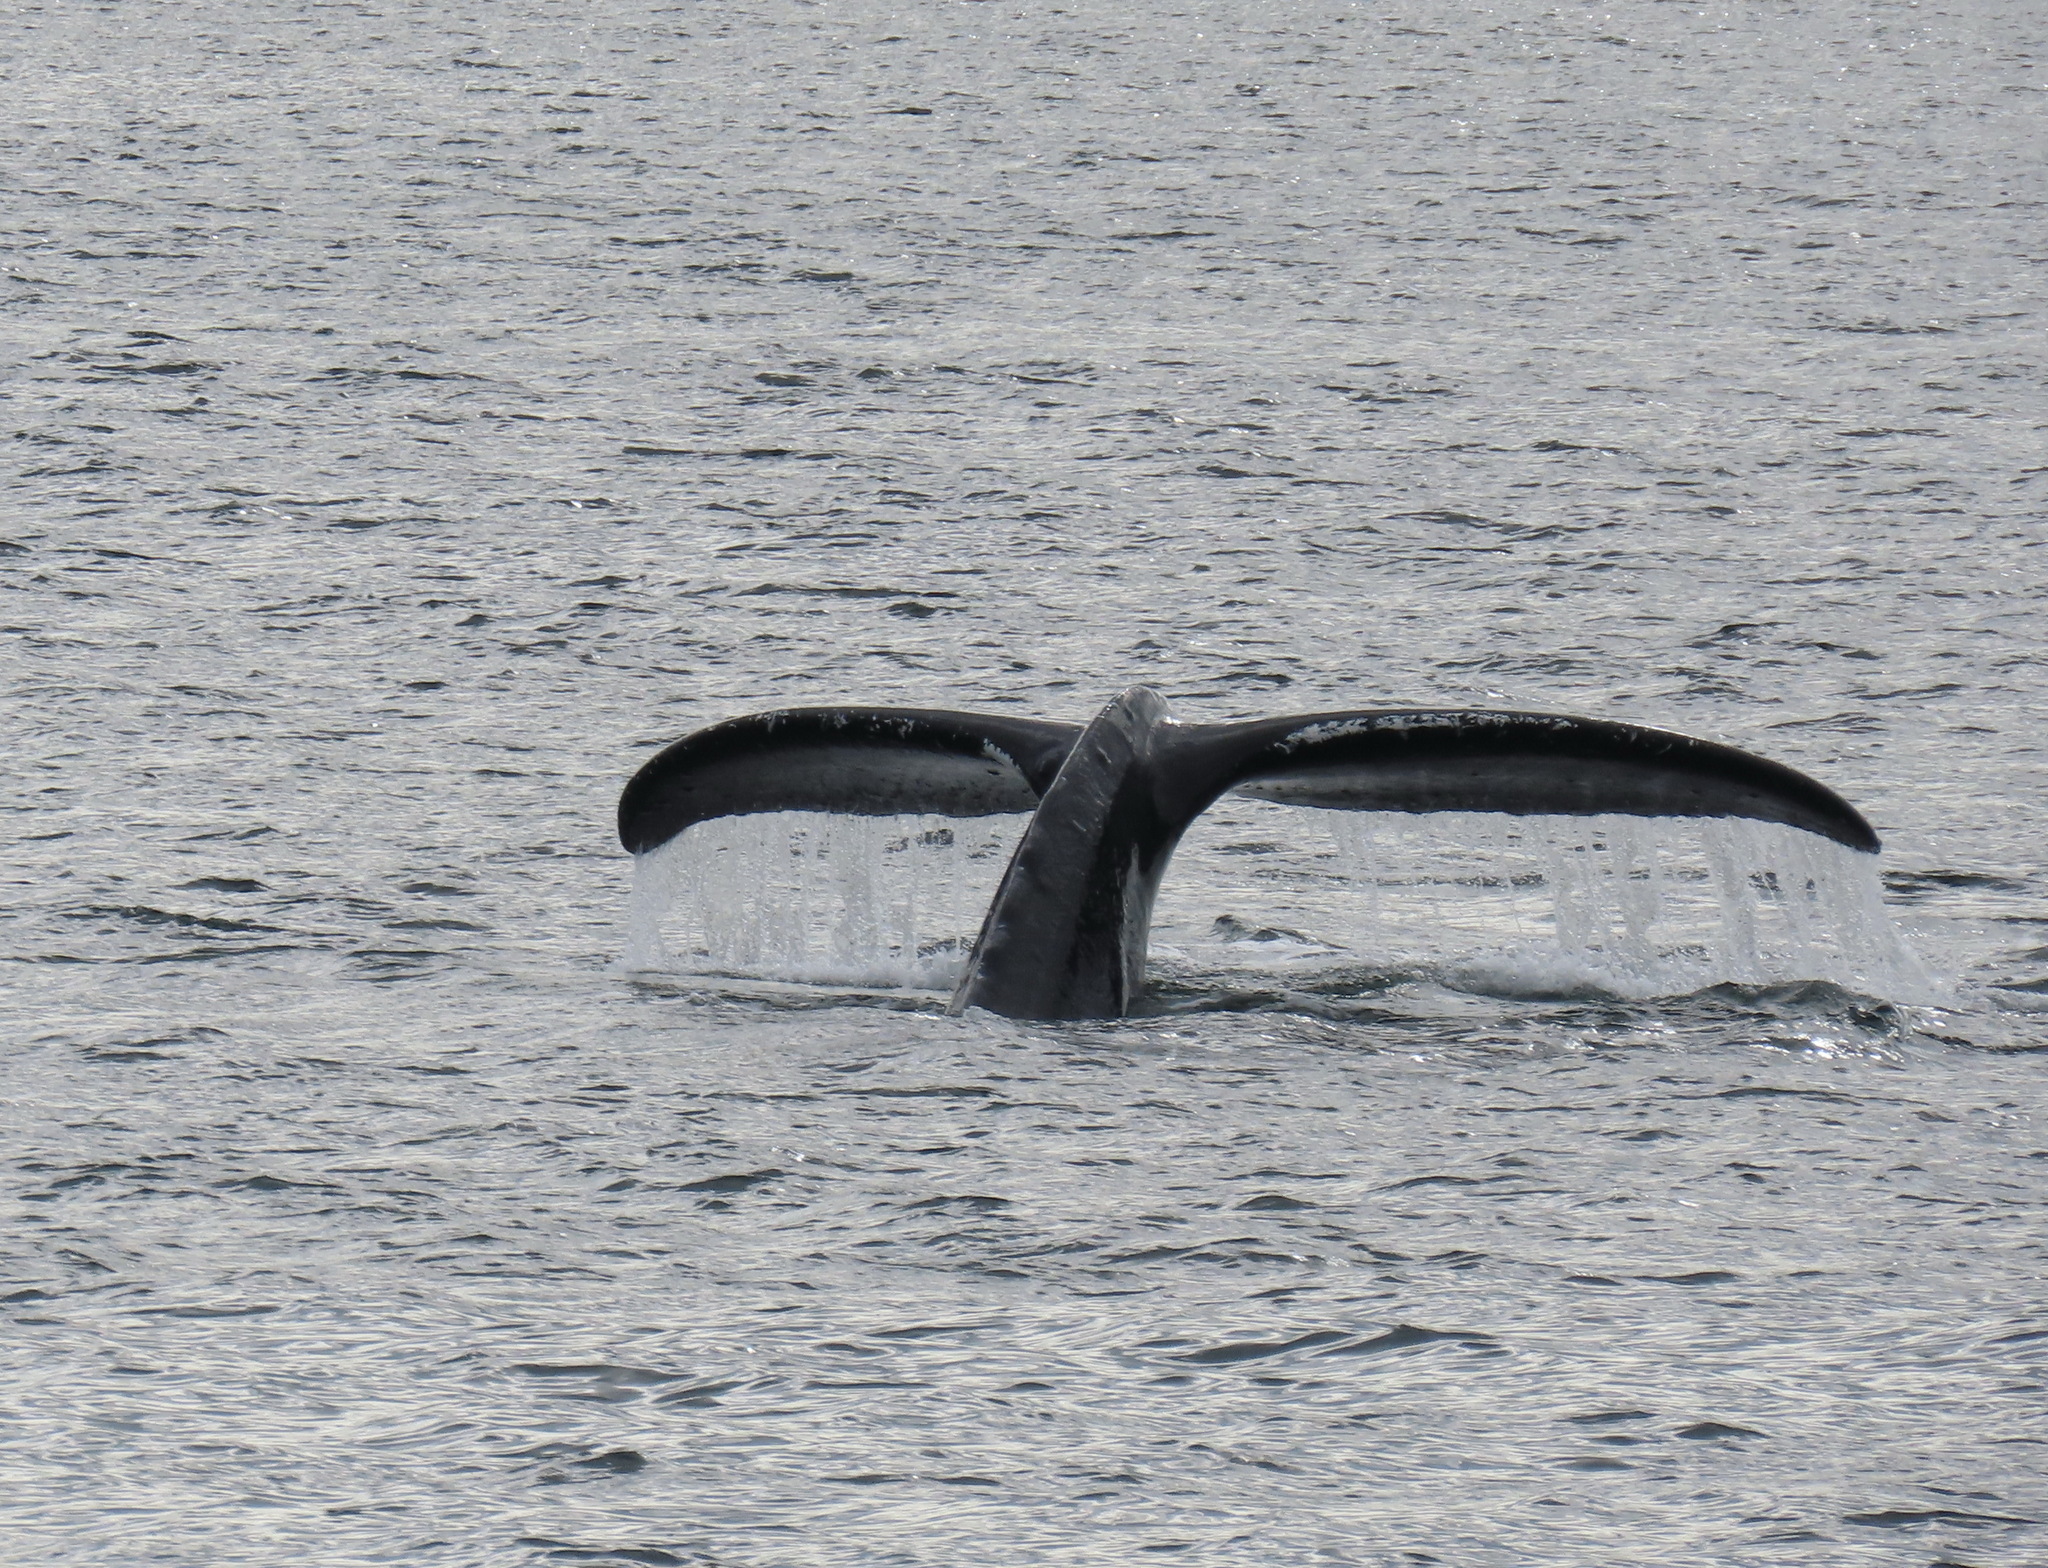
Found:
<box><xmin>6</xmin><ymin>2</ymin><xmax>2046</xmax><ymax>1563</ymax></box>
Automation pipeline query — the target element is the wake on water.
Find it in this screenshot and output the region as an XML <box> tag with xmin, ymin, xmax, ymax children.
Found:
<box><xmin>623</xmin><ymin>804</ymin><xmax>1937</xmax><ymax>1008</ymax></box>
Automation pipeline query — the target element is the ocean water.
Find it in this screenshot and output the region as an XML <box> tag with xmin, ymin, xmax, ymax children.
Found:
<box><xmin>5</xmin><ymin>1</ymin><xmax>2045</xmax><ymax>1564</ymax></box>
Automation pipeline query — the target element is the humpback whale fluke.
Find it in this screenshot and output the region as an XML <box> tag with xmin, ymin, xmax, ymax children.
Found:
<box><xmin>618</xmin><ymin>688</ymin><xmax>1879</xmax><ymax>1020</ymax></box>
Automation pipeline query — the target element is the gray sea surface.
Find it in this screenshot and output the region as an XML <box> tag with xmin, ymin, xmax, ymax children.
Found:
<box><xmin>4</xmin><ymin>1</ymin><xmax>2046</xmax><ymax>1564</ymax></box>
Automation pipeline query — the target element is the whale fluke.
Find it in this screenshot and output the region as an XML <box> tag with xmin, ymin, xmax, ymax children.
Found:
<box><xmin>1166</xmin><ymin>708</ymin><xmax>1880</xmax><ymax>853</ymax></box>
<box><xmin>617</xmin><ymin>706</ymin><xmax>1079</xmax><ymax>855</ymax></box>
<box><xmin>618</xmin><ymin>688</ymin><xmax>1880</xmax><ymax>1019</ymax></box>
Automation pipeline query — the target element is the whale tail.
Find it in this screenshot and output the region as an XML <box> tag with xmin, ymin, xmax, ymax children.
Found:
<box><xmin>618</xmin><ymin>688</ymin><xmax>1879</xmax><ymax>1020</ymax></box>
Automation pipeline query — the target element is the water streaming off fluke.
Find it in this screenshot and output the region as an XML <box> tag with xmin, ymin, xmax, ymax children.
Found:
<box><xmin>626</xmin><ymin>811</ymin><xmax>1032</xmax><ymax>989</ymax></box>
<box><xmin>626</xmin><ymin>806</ymin><xmax>1933</xmax><ymax>1004</ymax></box>
<box><xmin>1299</xmin><ymin>811</ymin><xmax>1932</xmax><ymax>1001</ymax></box>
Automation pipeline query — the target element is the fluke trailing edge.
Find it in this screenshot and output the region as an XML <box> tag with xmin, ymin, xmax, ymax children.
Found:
<box><xmin>618</xmin><ymin>687</ymin><xmax>1879</xmax><ymax>1021</ymax></box>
